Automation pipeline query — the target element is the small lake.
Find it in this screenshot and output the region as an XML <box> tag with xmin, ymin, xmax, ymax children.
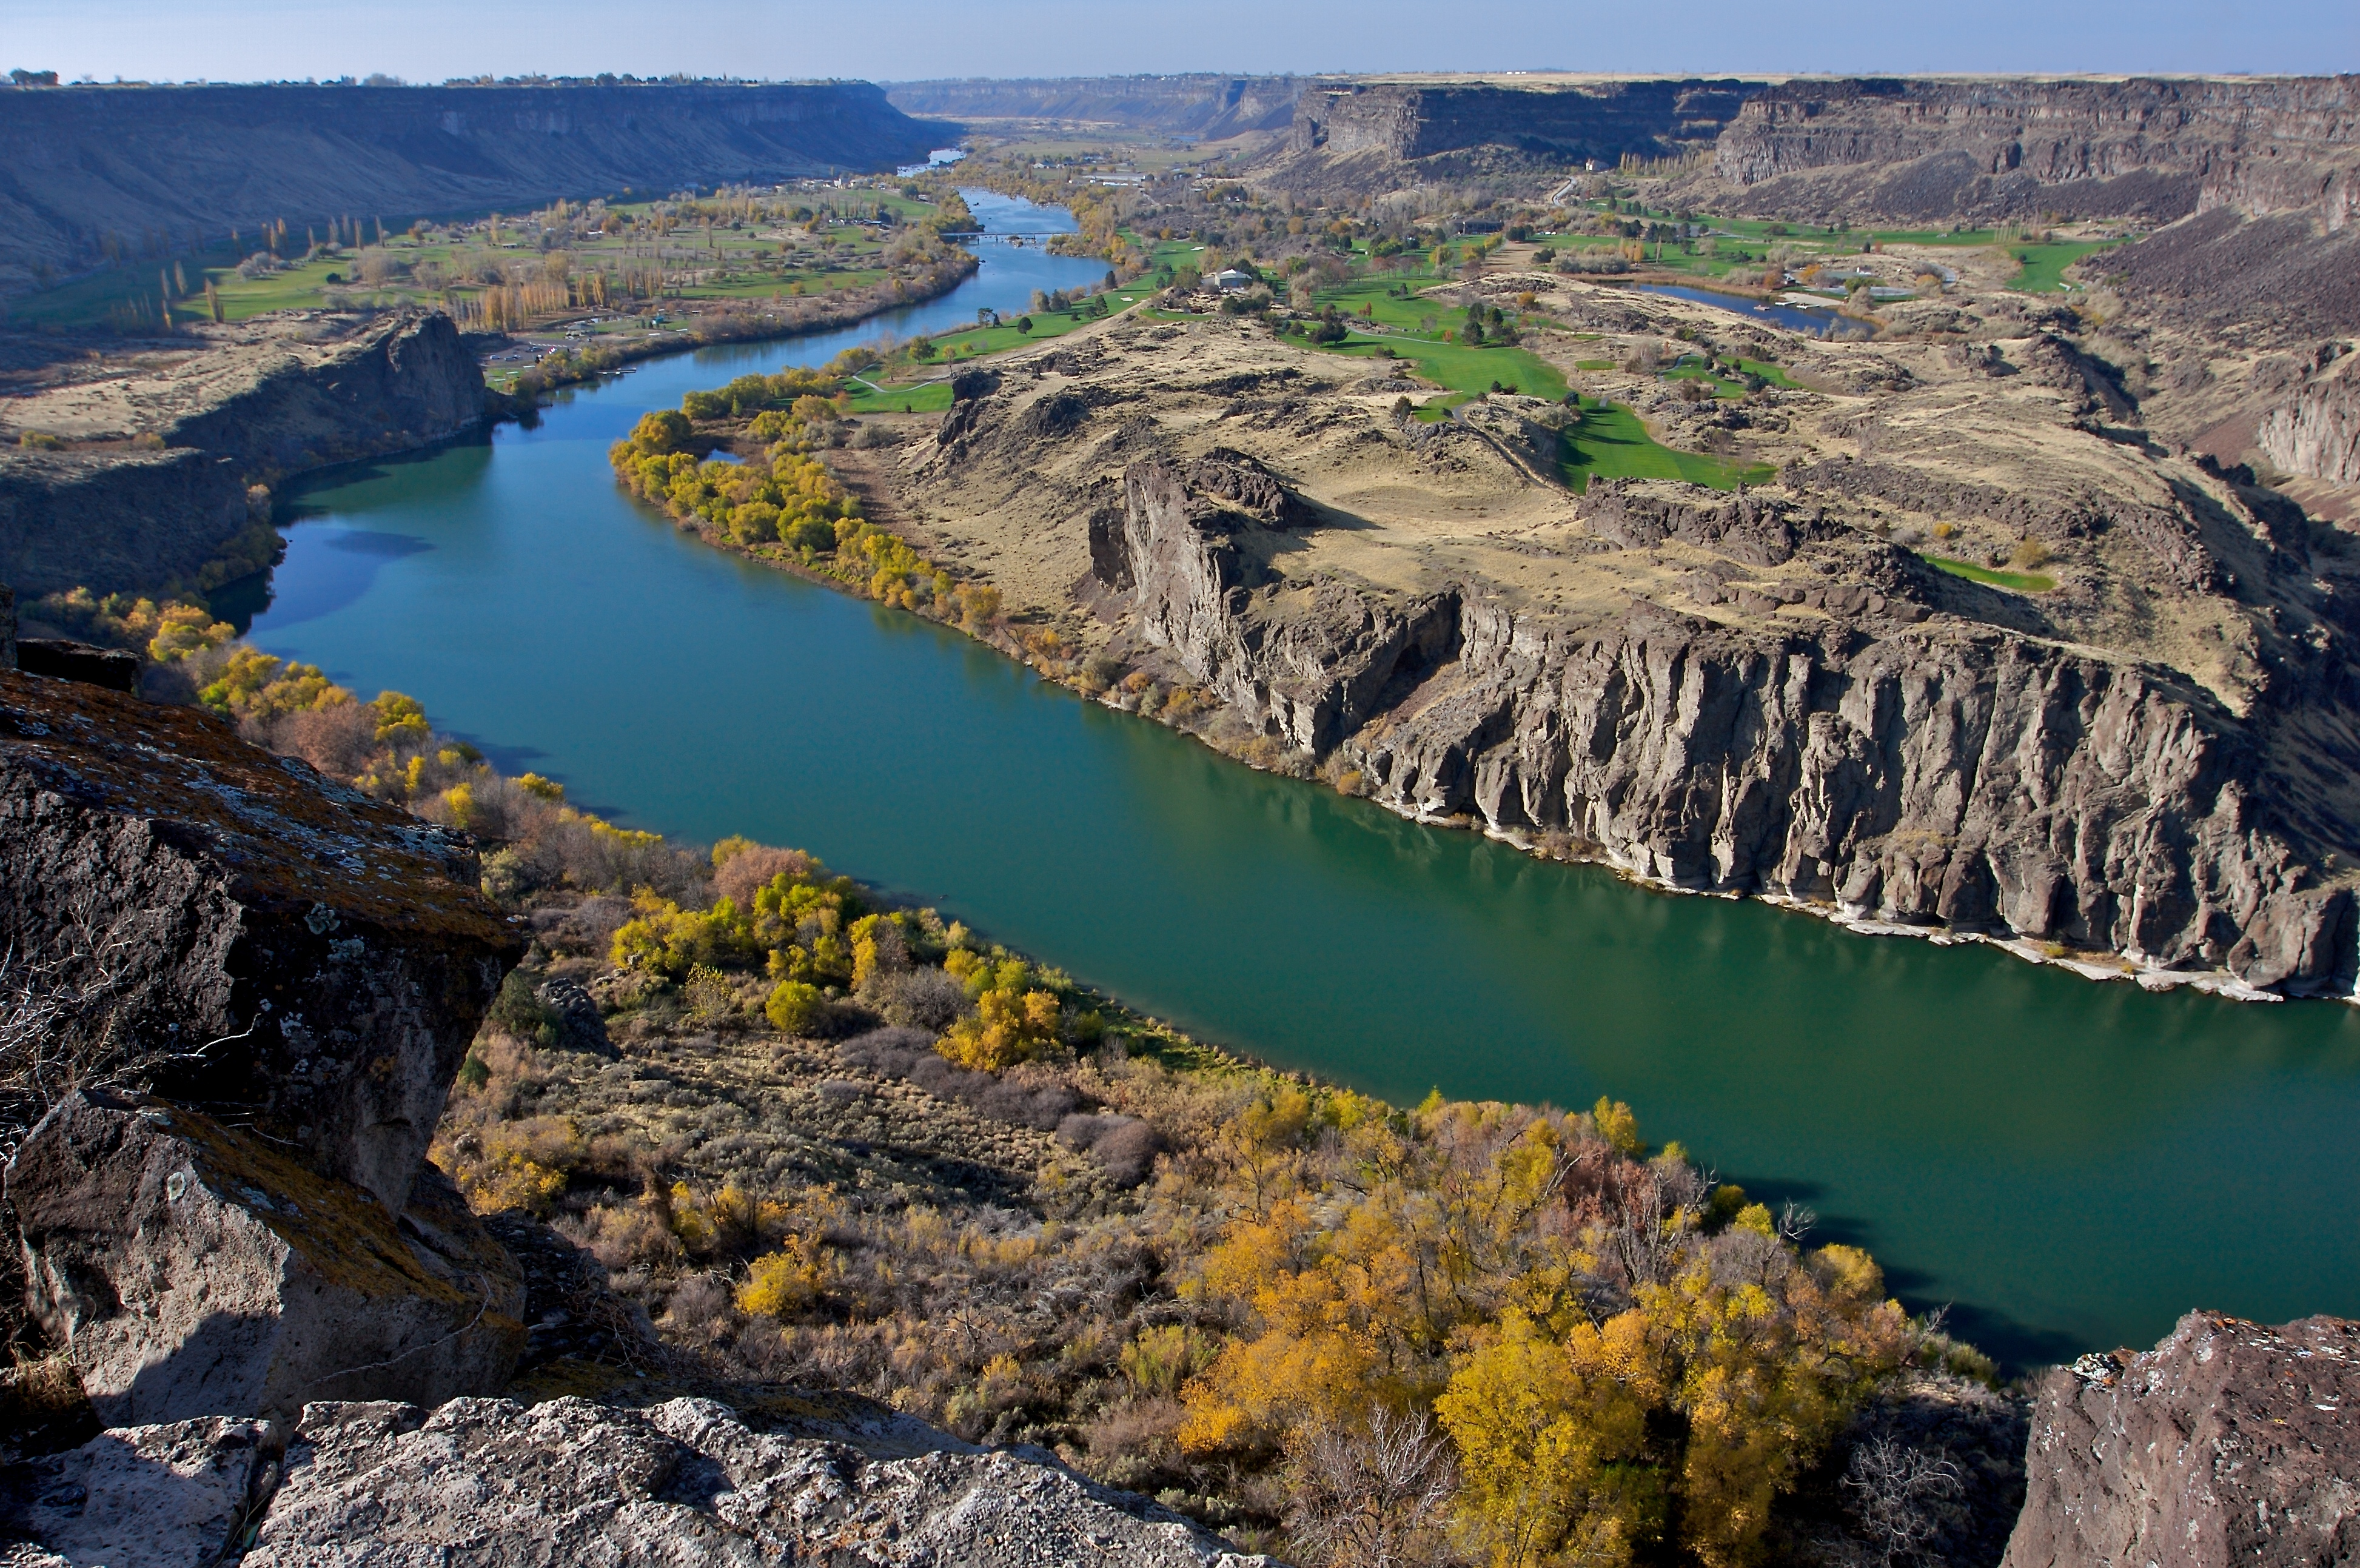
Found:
<box><xmin>1634</xmin><ymin>282</ymin><xmax>1877</xmax><ymax>338</ymax></box>
<box><xmin>238</xmin><ymin>191</ymin><xmax>2360</xmax><ymax>1370</ymax></box>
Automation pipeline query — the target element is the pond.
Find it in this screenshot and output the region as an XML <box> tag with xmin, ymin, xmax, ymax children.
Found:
<box><xmin>1633</xmin><ymin>282</ymin><xmax>1877</xmax><ymax>338</ymax></box>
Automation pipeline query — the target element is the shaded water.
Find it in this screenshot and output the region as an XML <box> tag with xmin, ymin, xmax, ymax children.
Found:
<box><xmin>1634</xmin><ymin>282</ymin><xmax>1874</xmax><ymax>338</ymax></box>
<box><xmin>241</xmin><ymin>193</ymin><xmax>2360</xmax><ymax>1368</ymax></box>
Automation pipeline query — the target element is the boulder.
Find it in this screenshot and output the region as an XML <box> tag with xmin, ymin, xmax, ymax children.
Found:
<box><xmin>0</xmin><ymin>668</ymin><xmax>523</xmax><ymax>1211</ymax></box>
<box><xmin>10</xmin><ymin>1090</ymin><xmax>525</xmax><ymax>1427</ymax></box>
<box><xmin>0</xmin><ymin>1415</ymin><xmax>274</xmax><ymax>1568</ymax></box>
<box><xmin>1</xmin><ymin>670</ymin><xmax>528</xmax><ymax>1427</ymax></box>
<box><xmin>244</xmin><ymin>1396</ymin><xmax>1272</xmax><ymax>1567</ymax></box>
<box><xmin>2002</xmin><ymin>1311</ymin><xmax>2360</xmax><ymax>1568</ymax></box>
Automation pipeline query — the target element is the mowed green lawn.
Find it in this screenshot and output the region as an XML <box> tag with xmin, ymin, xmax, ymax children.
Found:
<box><xmin>2008</xmin><ymin>241</ymin><xmax>2118</xmax><ymax>292</ymax></box>
<box><xmin>839</xmin><ymin>290</ymin><xmax>1159</xmax><ymax>412</ymax></box>
<box><xmin>1560</xmin><ymin>396</ymin><xmax>1773</xmax><ymax>492</ymax></box>
<box><xmin>1923</xmin><ymin>554</ymin><xmax>2056</xmax><ymax>592</ymax></box>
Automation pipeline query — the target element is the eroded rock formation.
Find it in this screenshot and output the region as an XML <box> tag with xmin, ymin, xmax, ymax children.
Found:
<box><xmin>0</xmin><ymin>309</ymin><xmax>494</xmax><ymax>598</ymax></box>
<box><xmin>1706</xmin><ymin>75</ymin><xmax>2359</xmax><ymax>227</ymax></box>
<box><xmin>2002</xmin><ymin>1312</ymin><xmax>2359</xmax><ymax>1567</ymax></box>
<box><xmin>1</xmin><ymin>658</ymin><xmax>528</xmax><ymax>1424</ymax></box>
<box><xmin>2260</xmin><ymin>348</ymin><xmax>2360</xmax><ymax>486</ymax></box>
<box><xmin>234</xmin><ymin>1396</ymin><xmax>1268</xmax><ymax>1566</ymax></box>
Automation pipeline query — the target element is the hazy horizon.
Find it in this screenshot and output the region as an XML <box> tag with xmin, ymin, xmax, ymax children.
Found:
<box><xmin>10</xmin><ymin>0</ymin><xmax>2353</xmax><ymax>89</ymax></box>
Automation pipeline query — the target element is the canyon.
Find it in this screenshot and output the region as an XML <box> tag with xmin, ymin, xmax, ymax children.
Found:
<box><xmin>0</xmin><ymin>309</ymin><xmax>496</xmax><ymax>600</ymax></box>
<box><xmin>0</xmin><ymin>80</ymin><xmax>945</xmax><ymax>300</ymax></box>
<box><xmin>859</xmin><ymin>246</ymin><xmax>2360</xmax><ymax>998</ymax></box>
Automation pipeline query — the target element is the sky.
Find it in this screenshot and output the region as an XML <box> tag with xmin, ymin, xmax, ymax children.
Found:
<box><xmin>8</xmin><ymin>0</ymin><xmax>2353</xmax><ymax>84</ymax></box>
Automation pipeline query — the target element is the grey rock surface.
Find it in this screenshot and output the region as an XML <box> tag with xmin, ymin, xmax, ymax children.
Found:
<box><xmin>2260</xmin><ymin>349</ymin><xmax>2360</xmax><ymax>487</ymax></box>
<box><xmin>1096</xmin><ymin>459</ymin><xmax>2359</xmax><ymax>994</ymax></box>
<box><xmin>0</xmin><ymin>1416</ymin><xmax>272</xmax><ymax>1568</ymax></box>
<box><xmin>10</xmin><ymin>1091</ymin><xmax>524</xmax><ymax>1427</ymax></box>
<box><xmin>243</xmin><ymin>1396</ymin><xmax>1272</xmax><ymax>1567</ymax></box>
<box><xmin>0</xmin><ymin>668</ymin><xmax>522</xmax><ymax>1208</ymax></box>
<box><xmin>2001</xmin><ymin>1312</ymin><xmax>2359</xmax><ymax>1568</ymax></box>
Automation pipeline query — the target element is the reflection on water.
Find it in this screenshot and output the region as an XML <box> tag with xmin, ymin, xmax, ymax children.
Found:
<box><xmin>1634</xmin><ymin>282</ymin><xmax>1876</xmax><ymax>338</ymax></box>
<box><xmin>234</xmin><ymin>193</ymin><xmax>2360</xmax><ymax>1370</ymax></box>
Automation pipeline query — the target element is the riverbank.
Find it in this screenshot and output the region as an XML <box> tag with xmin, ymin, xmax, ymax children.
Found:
<box><xmin>612</xmin><ymin>322</ymin><xmax>2338</xmax><ymax>1012</ymax></box>
<box><xmin>150</xmin><ymin>642</ymin><xmax>2016</xmax><ymax>1561</ymax></box>
<box><xmin>234</xmin><ymin>242</ymin><xmax>2360</xmax><ymax>1369</ymax></box>
<box><xmin>488</xmin><ymin>248</ymin><xmax>981</xmax><ymax>400</ymax></box>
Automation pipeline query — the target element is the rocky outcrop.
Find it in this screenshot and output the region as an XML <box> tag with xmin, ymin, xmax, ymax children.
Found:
<box><xmin>2259</xmin><ymin>347</ymin><xmax>2360</xmax><ymax>486</ymax></box>
<box><xmin>1104</xmin><ymin>457</ymin><xmax>1457</xmax><ymax>753</ymax></box>
<box><xmin>11</xmin><ymin>1091</ymin><xmax>525</xmax><ymax>1427</ymax></box>
<box><xmin>1708</xmin><ymin>76</ymin><xmax>2358</xmax><ymax>226</ymax></box>
<box><xmin>1</xmin><ymin>665</ymin><xmax>527</xmax><ymax>1424</ymax></box>
<box><xmin>156</xmin><ymin>309</ymin><xmax>489</xmax><ymax>472</ymax></box>
<box><xmin>0</xmin><ymin>81</ymin><xmax>944</xmax><ymax>299</ymax></box>
<box><xmin>2002</xmin><ymin>1312</ymin><xmax>2359</xmax><ymax>1567</ymax></box>
<box><xmin>0</xmin><ymin>1415</ymin><xmax>275</xmax><ymax>1568</ymax></box>
<box><xmin>1580</xmin><ymin>477</ymin><xmax>1837</xmax><ymax>566</ymax></box>
<box><xmin>1092</xmin><ymin>471</ymin><xmax>2360</xmax><ymax>992</ymax></box>
<box><xmin>0</xmin><ymin>667</ymin><xmax>521</xmax><ymax>1206</ymax></box>
<box><xmin>235</xmin><ymin>1396</ymin><xmax>1270</xmax><ymax>1567</ymax></box>
<box><xmin>0</xmin><ymin>310</ymin><xmax>494</xmax><ymax>598</ymax></box>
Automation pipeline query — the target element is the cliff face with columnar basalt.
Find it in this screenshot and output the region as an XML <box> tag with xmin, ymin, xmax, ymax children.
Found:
<box><xmin>0</xmin><ymin>80</ymin><xmax>946</xmax><ymax>299</ymax></box>
<box><xmin>1099</xmin><ymin>457</ymin><xmax>2356</xmax><ymax>995</ymax></box>
<box><xmin>0</xmin><ymin>308</ymin><xmax>493</xmax><ymax>598</ymax></box>
<box><xmin>1259</xmin><ymin>78</ymin><xmax>1762</xmax><ymax>193</ymax></box>
<box><xmin>1701</xmin><ymin>75</ymin><xmax>2359</xmax><ymax>227</ymax></box>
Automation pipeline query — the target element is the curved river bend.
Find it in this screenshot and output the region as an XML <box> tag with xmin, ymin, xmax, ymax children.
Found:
<box><xmin>240</xmin><ymin>193</ymin><xmax>2360</xmax><ymax>1368</ymax></box>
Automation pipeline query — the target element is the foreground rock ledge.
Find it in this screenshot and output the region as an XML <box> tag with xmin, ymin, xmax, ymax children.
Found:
<box><xmin>10</xmin><ymin>1090</ymin><xmax>525</xmax><ymax>1429</ymax></box>
<box><xmin>1</xmin><ymin>665</ymin><xmax>527</xmax><ymax>1425</ymax></box>
<box><xmin>2002</xmin><ymin>1311</ymin><xmax>2359</xmax><ymax>1567</ymax></box>
<box><xmin>0</xmin><ymin>666</ymin><xmax>522</xmax><ymax>1211</ymax></box>
<box><xmin>247</xmin><ymin>1396</ymin><xmax>1267</xmax><ymax>1567</ymax></box>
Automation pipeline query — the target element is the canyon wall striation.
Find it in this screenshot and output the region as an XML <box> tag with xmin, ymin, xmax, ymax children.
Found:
<box><xmin>0</xmin><ymin>308</ymin><xmax>494</xmax><ymax>597</ymax></box>
<box><xmin>1093</xmin><ymin>454</ymin><xmax>2359</xmax><ymax>996</ymax></box>
<box><xmin>1708</xmin><ymin>75</ymin><xmax>2358</xmax><ymax>219</ymax></box>
<box><xmin>2259</xmin><ymin>347</ymin><xmax>2360</xmax><ymax>486</ymax></box>
<box><xmin>0</xmin><ymin>80</ymin><xmax>945</xmax><ymax>298</ymax></box>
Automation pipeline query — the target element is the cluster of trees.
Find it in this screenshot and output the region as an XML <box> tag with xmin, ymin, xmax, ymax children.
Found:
<box><xmin>1172</xmin><ymin>1092</ymin><xmax>1923</xmax><ymax>1566</ymax></box>
<box><xmin>608</xmin><ymin>384</ymin><xmax>1004</xmax><ymax>632</ymax></box>
<box><xmin>609</xmin><ymin>406</ymin><xmax>860</xmax><ymax>552</ymax></box>
<box><xmin>176</xmin><ymin>669</ymin><xmax>2002</xmax><ymax>1567</ymax></box>
<box><xmin>28</xmin><ymin>589</ymin><xmax>233</xmax><ymax>665</ymax></box>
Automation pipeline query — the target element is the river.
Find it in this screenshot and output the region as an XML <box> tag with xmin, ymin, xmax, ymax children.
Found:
<box><xmin>237</xmin><ymin>190</ymin><xmax>2360</xmax><ymax>1369</ymax></box>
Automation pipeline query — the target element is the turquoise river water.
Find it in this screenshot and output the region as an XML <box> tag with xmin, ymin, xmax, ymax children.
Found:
<box><xmin>236</xmin><ymin>192</ymin><xmax>2360</xmax><ymax>1368</ymax></box>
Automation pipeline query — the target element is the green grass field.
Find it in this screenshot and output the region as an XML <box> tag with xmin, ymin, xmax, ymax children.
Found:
<box><xmin>2006</xmin><ymin>241</ymin><xmax>2118</xmax><ymax>292</ymax></box>
<box><xmin>1292</xmin><ymin>273</ymin><xmax>1569</xmax><ymax>398</ymax></box>
<box><xmin>1560</xmin><ymin>396</ymin><xmax>1774</xmax><ymax>492</ymax></box>
<box><xmin>4</xmin><ymin>189</ymin><xmax>958</xmax><ymax>331</ymax></box>
<box><xmin>1923</xmin><ymin>555</ymin><xmax>2056</xmax><ymax>592</ymax></box>
<box><xmin>839</xmin><ymin>289</ymin><xmax>1155</xmax><ymax>412</ymax></box>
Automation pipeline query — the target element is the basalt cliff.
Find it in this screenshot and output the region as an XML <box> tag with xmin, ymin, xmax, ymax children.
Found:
<box><xmin>0</xmin><ymin>80</ymin><xmax>945</xmax><ymax>300</ymax></box>
<box><xmin>860</xmin><ymin>270</ymin><xmax>2360</xmax><ymax>999</ymax></box>
<box><xmin>0</xmin><ymin>307</ymin><xmax>494</xmax><ymax>600</ymax></box>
